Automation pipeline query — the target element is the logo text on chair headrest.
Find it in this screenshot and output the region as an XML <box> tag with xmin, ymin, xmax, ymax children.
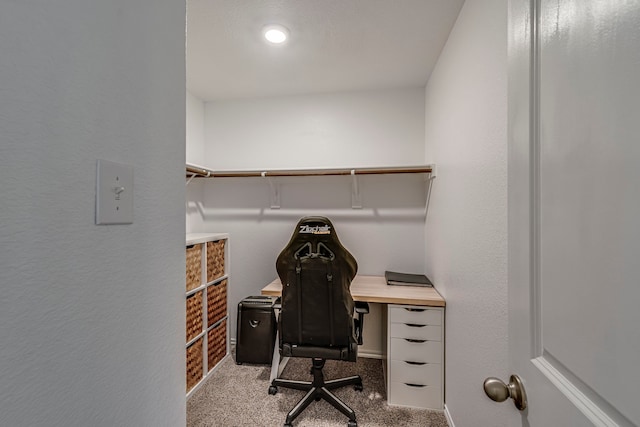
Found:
<box><xmin>299</xmin><ymin>225</ymin><xmax>331</xmax><ymax>235</ymax></box>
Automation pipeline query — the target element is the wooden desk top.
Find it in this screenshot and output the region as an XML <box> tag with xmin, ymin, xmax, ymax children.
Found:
<box><xmin>261</xmin><ymin>275</ymin><xmax>445</xmax><ymax>307</ymax></box>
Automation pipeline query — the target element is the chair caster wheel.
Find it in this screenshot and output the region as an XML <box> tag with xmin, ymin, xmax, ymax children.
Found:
<box><xmin>348</xmin><ymin>421</ymin><xmax>358</xmax><ymax>427</ymax></box>
<box><xmin>284</xmin><ymin>424</ymin><xmax>293</xmax><ymax>427</ymax></box>
<box><xmin>268</xmin><ymin>386</ymin><xmax>278</xmax><ymax>395</ymax></box>
<box><xmin>354</xmin><ymin>384</ymin><xmax>363</xmax><ymax>392</ymax></box>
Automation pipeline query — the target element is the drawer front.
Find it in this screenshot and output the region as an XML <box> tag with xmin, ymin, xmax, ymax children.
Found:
<box><xmin>389</xmin><ymin>338</ymin><xmax>442</xmax><ymax>364</ymax></box>
<box><xmin>389</xmin><ymin>360</ymin><xmax>441</xmax><ymax>386</ymax></box>
<box><xmin>388</xmin><ymin>381</ymin><xmax>442</xmax><ymax>410</ymax></box>
<box><xmin>389</xmin><ymin>305</ymin><xmax>442</xmax><ymax>326</ymax></box>
<box><xmin>388</xmin><ymin>323</ymin><xmax>442</xmax><ymax>341</ymax></box>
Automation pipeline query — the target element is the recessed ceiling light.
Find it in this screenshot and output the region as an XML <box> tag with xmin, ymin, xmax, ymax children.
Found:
<box><xmin>263</xmin><ymin>24</ymin><xmax>289</xmax><ymax>44</ymax></box>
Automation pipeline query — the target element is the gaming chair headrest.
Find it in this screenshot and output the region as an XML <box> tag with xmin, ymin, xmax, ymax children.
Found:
<box><xmin>276</xmin><ymin>216</ymin><xmax>357</xmax><ymax>281</ymax></box>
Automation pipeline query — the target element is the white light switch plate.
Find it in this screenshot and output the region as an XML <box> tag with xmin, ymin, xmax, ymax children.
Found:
<box><xmin>96</xmin><ymin>159</ymin><xmax>134</xmax><ymax>224</ymax></box>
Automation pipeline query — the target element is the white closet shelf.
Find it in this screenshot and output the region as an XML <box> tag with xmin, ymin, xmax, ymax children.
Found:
<box><xmin>186</xmin><ymin>163</ymin><xmax>434</xmax><ymax>178</ymax></box>
<box><xmin>186</xmin><ymin>163</ymin><xmax>436</xmax><ymax>209</ymax></box>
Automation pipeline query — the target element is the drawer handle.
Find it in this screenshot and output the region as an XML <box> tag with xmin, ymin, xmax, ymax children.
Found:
<box><xmin>405</xmin><ymin>338</ymin><xmax>427</xmax><ymax>343</ymax></box>
<box><xmin>405</xmin><ymin>361</ymin><xmax>427</xmax><ymax>366</ymax></box>
<box><xmin>404</xmin><ymin>383</ymin><xmax>426</xmax><ymax>388</ymax></box>
<box><xmin>405</xmin><ymin>323</ymin><xmax>426</xmax><ymax>328</ymax></box>
<box><xmin>404</xmin><ymin>308</ymin><xmax>426</xmax><ymax>312</ymax></box>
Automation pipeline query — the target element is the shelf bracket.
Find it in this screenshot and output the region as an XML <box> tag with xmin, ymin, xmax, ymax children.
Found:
<box><xmin>351</xmin><ymin>170</ymin><xmax>362</xmax><ymax>209</ymax></box>
<box><xmin>424</xmin><ymin>165</ymin><xmax>436</xmax><ymax>215</ymax></box>
<box><xmin>186</xmin><ymin>172</ymin><xmax>198</xmax><ymax>186</ymax></box>
<box><xmin>262</xmin><ymin>172</ymin><xmax>281</xmax><ymax>209</ymax></box>
<box><xmin>422</xmin><ymin>164</ymin><xmax>436</xmax><ymax>185</ymax></box>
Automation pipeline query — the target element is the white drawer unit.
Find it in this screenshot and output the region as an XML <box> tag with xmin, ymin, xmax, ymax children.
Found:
<box><xmin>387</xmin><ymin>304</ymin><xmax>444</xmax><ymax>410</ymax></box>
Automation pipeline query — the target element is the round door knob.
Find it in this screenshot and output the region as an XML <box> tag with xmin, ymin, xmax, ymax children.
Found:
<box><xmin>483</xmin><ymin>374</ymin><xmax>527</xmax><ymax>411</ymax></box>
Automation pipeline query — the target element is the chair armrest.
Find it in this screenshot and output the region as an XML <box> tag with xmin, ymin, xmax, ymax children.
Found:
<box><xmin>354</xmin><ymin>302</ymin><xmax>370</xmax><ymax>345</ymax></box>
<box><xmin>355</xmin><ymin>301</ymin><xmax>369</xmax><ymax>314</ymax></box>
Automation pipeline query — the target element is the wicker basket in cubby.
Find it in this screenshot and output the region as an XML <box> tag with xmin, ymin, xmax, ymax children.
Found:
<box><xmin>206</xmin><ymin>240</ymin><xmax>225</xmax><ymax>282</ymax></box>
<box><xmin>186</xmin><ymin>244</ymin><xmax>202</xmax><ymax>292</ymax></box>
<box><xmin>186</xmin><ymin>291</ymin><xmax>203</xmax><ymax>343</ymax></box>
<box><xmin>186</xmin><ymin>337</ymin><xmax>203</xmax><ymax>392</ymax></box>
<box><xmin>208</xmin><ymin>319</ymin><xmax>227</xmax><ymax>371</ymax></box>
<box><xmin>207</xmin><ymin>279</ymin><xmax>227</xmax><ymax>327</ymax></box>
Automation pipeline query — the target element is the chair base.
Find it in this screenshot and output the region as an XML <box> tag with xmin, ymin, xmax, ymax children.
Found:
<box><xmin>270</xmin><ymin>358</ymin><xmax>362</xmax><ymax>427</ymax></box>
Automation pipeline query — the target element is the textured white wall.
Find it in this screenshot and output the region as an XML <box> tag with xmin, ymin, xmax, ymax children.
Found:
<box><xmin>186</xmin><ymin>92</ymin><xmax>205</xmax><ymax>234</ymax></box>
<box><xmin>186</xmin><ymin>91</ymin><xmax>206</xmax><ymax>165</ymax></box>
<box><xmin>0</xmin><ymin>2</ymin><xmax>186</xmax><ymax>426</ymax></box>
<box><xmin>191</xmin><ymin>89</ymin><xmax>427</xmax><ymax>350</ymax></box>
<box><xmin>204</xmin><ymin>88</ymin><xmax>425</xmax><ymax>169</ymax></box>
<box><xmin>186</xmin><ymin>180</ymin><xmax>205</xmax><ymax>235</ymax></box>
<box><xmin>423</xmin><ymin>0</ymin><xmax>510</xmax><ymax>426</ymax></box>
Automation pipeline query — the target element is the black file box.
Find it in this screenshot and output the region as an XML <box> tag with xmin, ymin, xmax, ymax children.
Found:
<box><xmin>236</xmin><ymin>296</ymin><xmax>277</xmax><ymax>364</ymax></box>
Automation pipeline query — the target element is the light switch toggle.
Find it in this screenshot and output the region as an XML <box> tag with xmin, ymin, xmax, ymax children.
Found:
<box><xmin>96</xmin><ymin>159</ymin><xmax>134</xmax><ymax>224</ymax></box>
<box><xmin>113</xmin><ymin>186</ymin><xmax>126</xmax><ymax>200</ymax></box>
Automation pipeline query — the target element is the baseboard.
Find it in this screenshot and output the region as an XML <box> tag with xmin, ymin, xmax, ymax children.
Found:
<box><xmin>358</xmin><ymin>349</ymin><xmax>384</xmax><ymax>359</ymax></box>
<box><xmin>444</xmin><ymin>404</ymin><xmax>455</xmax><ymax>427</ymax></box>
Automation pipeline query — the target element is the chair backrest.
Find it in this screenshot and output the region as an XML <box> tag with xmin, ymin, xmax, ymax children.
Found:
<box><xmin>276</xmin><ymin>217</ymin><xmax>358</xmax><ymax>347</ymax></box>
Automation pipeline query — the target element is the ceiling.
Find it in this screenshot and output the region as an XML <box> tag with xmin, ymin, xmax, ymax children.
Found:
<box><xmin>186</xmin><ymin>0</ymin><xmax>465</xmax><ymax>101</ymax></box>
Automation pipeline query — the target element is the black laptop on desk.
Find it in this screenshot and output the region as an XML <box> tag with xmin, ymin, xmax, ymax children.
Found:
<box><xmin>385</xmin><ymin>270</ymin><xmax>433</xmax><ymax>287</ymax></box>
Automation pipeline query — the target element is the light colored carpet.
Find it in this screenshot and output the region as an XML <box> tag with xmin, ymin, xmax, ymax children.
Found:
<box><xmin>187</xmin><ymin>353</ymin><xmax>449</xmax><ymax>427</ymax></box>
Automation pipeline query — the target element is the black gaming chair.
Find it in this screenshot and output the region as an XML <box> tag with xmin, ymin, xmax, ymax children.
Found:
<box><xmin>269</xmin><ymin>217</ymin><xmax>368</xmax><ymax>427</ymax></box>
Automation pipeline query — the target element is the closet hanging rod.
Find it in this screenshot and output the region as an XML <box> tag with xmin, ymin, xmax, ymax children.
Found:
<box><xmin>186</xmin><ymin>163</ymin><xmax>433</xmax><ymax>178</ymax></box>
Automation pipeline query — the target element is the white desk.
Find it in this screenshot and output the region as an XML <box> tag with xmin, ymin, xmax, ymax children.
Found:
<box><xmin>261</xmin><ymin>275</ymin><xmax>446</xmax><ymax>410</ymax></box>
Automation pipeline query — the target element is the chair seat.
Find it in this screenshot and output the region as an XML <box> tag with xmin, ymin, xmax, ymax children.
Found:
<box><xmin>281</xmin><ymin>342</ymin><xmax>356</xmax><ymax>361</ymax></box>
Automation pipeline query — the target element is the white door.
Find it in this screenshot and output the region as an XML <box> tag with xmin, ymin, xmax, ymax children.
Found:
<box><xmin>504</xmin><ymin>0</ymin><xmax>640</xmax><ymax>425</ymax></box>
